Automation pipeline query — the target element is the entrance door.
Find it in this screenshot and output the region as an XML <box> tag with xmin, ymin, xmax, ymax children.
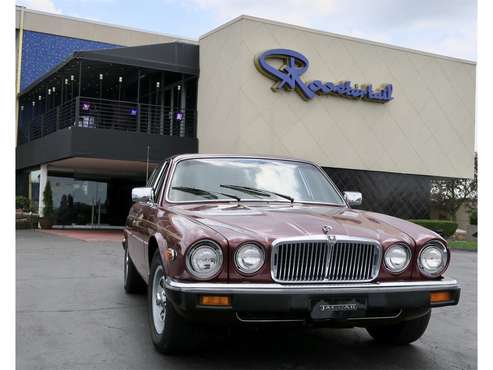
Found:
<box><xmin>49</xmin><ymin>176</ymin><xmax>109</xmax><ymax>227</ymax></box>
<box><xmin>89</xmin><ymin>181</ymin><xmax>108</xmax><ymax>226</ymax></box>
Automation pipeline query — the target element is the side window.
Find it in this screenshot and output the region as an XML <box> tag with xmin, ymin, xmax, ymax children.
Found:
<box><xmin>146</xmin><ymin>167</ymin><xmax>159</xmax><ymax>188</ymax></box>
<box><xmin>153</xmin><ymin>162</ymin><xmax>169</xmax><ymax>203</ymax></box>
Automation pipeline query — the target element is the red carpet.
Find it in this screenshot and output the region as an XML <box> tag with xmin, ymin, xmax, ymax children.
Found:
<box><xmin>40</xmin><ymin>229</ymin><xmax>123</xmax><ymax>242</ymax></box>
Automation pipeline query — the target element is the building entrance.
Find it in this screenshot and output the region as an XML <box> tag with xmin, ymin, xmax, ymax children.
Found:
<box><xmin>48</xmin><ymin>175</ymin><xmax>143</xmax><ymax>227</ymax></box>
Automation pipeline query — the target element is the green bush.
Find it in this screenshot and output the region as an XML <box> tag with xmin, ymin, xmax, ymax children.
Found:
<box><xmin>43</xmin><ymin>181</ymin><xmax>55</xmax><ymax>219</ymax></box>
<box><xmin>409</xmin><ymin>219</ymin><xmax>458</xmax><ymax>238</ymax></box>
<box><xmin>16</xmin><ymin>196</ymin><xmax>31</xmax><ymax>211</ymax></box>
<box><xmin>469</xmin><ymin>208</ymin><xmax>477</xmax><ymax>226</ymax></box>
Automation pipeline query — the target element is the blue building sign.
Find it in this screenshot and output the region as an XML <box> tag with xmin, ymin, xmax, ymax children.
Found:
<box><xmin>255</xmin><ymin>49</ymin><xmax>393</xmax><ymax>103</ymax></box>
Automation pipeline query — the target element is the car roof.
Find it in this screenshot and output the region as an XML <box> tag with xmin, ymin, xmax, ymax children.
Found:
<box><xmin>167</xmin><ymin>153</ymin><xmax>319</xmax><ymax>166</ymax></box>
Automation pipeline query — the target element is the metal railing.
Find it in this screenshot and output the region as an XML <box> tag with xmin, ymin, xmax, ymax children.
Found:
<box><xmin>18</xmin><ymin>96</ymin><xmax>197</xmax><ymax>144</ymax></box>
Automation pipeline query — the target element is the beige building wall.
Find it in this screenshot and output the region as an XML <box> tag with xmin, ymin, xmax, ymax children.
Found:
<box><xmin>197</xmin><ymin>16</ymin><xmax>476</xmax><ymax>179</ymax></box>
<box><xmin>16</xmin><ymin>6</ymin><xmax>196</xmax><ymax>46</ymax></box>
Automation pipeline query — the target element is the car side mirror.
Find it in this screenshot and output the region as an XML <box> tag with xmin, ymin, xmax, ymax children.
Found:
<box><xmin>344</xmin><ymin>191</ymin><xmax>362</xmax><ymax>207</ymax></box>
<box><xmin>132</xmin><ymin>187</ymin><xmax>154</xmax><ymax>203</ymax></box>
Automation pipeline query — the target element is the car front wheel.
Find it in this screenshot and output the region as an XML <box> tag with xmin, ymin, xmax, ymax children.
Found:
<box><xmin>148</xmin><ymin>250</ymin><xmax>196</xmax><ymax>354</ymax></box>
<box><xmin>366</xmin><ymin>310</ymin><xmax>431</xmax><ymax>345</ymax></box>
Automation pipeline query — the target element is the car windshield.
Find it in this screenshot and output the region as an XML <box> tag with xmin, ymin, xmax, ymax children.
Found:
<box><xmin>167</xmin><ymin>158</ymin><xmax>345</xmax><ymax>205</ymax></box>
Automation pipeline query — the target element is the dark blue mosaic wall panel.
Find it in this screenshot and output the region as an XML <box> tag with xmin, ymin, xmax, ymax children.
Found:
<box><xmin>21</xmin><ymin>31</ymin><xmax>119</xmax><ymax>91</ymax></box>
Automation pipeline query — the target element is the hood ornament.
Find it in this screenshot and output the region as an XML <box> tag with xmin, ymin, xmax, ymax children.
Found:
<box><xmin>322</xmin><ymin>225</ymin><xmax>336</xmax><ymax>242</ymax></box>
<box><xmin>322</xmin><ymin>225</ymin><xmax>333</xmax><ymax>234</ymax></box>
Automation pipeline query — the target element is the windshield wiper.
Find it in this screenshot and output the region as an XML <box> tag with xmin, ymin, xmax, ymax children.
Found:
<box><xmin>219</xmin><ymin>184</ymin><xmax>294</xmax><ymax>203</ymax></box>
<box><xmin>172</xmin><ymin>186</ymin><xmax>241</xmax><ymax>202</ymax></box>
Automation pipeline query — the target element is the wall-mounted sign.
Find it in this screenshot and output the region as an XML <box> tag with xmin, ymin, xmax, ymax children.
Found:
<box><xmin>255</xmin><ymin>49</ymin><xmax>393</xmax><ymax>103</ymax></box>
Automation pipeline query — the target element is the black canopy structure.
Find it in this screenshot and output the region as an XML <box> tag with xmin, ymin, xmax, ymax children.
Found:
<box><xmin>20</xmin><ymin>42</ymin><xmax>199</xmax><ymax>96</ymax></box>
<box><xmin>75</xmin><ymin>42</ymin><xmax>199</xmax><ymax>75</ymax></box>
<box><xmin>17</xmin><ymin>41</ymin><xmax>199</xmax><ymax>171</ymax></box>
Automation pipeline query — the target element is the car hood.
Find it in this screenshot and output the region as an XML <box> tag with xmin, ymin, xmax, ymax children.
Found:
<box><xmin>168</xmin><ymin>203</ymin><xmax>423</xmax><ymax>246</ymax></box>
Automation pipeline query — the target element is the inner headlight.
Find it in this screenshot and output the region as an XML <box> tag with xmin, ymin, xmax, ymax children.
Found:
<box><xmin>186</xmin><ymin>240</ymin><xmax>223</xmax><ymax>279</ymax></box>
<box><xmin>419</xmin><ymin>242</ymin><xmax>448</xmax><ymax>277</ymax></box>
<box><xmin>384</xmin><ymin>243</ymin><xmax>411</xmax><ymax>273</ymax></box>
<box><xmin>235</xmin><ymin>243</ymin><xmax>265</xmax><ymax>274</ymax></box>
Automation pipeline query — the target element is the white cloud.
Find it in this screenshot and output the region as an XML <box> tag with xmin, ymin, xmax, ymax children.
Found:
<box><xmin>176</xmin><ymin>0</ymin><xmax>477</xmax><ymax>60</ymax></box>
<box><xmin>179</xmin><ymin>0</ymin><xmax>337</xmax><ymax>25</ymax></box>
<box><xmin>16</xmin><ymin>0</ymin><xmax>61</xmax><ymax>14</ymax></box>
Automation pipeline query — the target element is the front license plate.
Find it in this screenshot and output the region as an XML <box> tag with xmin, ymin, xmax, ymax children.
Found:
<box><xmin>311</xmin><ymin>299</ymin><xmax>365</xmax><ymax>320</ymax></box>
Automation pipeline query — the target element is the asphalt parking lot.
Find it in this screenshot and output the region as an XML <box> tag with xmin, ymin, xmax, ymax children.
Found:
<box><xmin>16</xmin><ymin>230</ymin><xmax>477</xmax><ymax>370</ymax></box>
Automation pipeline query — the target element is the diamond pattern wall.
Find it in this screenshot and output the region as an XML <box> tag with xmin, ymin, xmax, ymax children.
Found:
<box><xmin>198</xmin><ymin>16</ymin><xmax>475</xmax><ymax>179</ymax></box>
<box><xmin>324</xmin><ymin>167</ymin><xmax>431</xmax><ymax>219</ymax></box>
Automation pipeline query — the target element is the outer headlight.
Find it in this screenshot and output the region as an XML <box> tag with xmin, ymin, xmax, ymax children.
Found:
<box><xmin>235</xmin><ymin>243</ymin><xmax>265</xmax><ymax>274</ymax></box>
<box><xmin>384</xmin><ymin>243</ymin><xmax>411</xmax><ymax>273</ymax></box>
<box><xmin>186</xmin><ymin>240</ymin><xmax>223</xmax><ymax>280</ymax></box>
<box><xmin>418</xmin><ymin>241</ymin><xmax>448</xmax><ymax>277</ymax></box>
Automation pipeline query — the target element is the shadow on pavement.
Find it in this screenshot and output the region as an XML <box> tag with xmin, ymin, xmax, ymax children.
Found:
<box><xmin>130</xmin><ymin>293</ymin><xmax>437</xmax><ymax>370</ymax></box>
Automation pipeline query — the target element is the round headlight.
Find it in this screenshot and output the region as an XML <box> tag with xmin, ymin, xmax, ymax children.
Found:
<box><xmin>384</xmin><ymin>243</ymin><xmax>411</xmax><ymax>273</ymax></box>
<box><xmin>418</xmin><ymin>242</ymin><xmax>448</xmax><ymax>277</ymax></box>
<box><xmin>186</xmin><ymin>241</ymin><xmax>223</xmax><ymax>279</ymax></box>
<box><xmin>235</xmin><ymin>243</ymin><xmax>265</xmax><ymax>274</ymax></box>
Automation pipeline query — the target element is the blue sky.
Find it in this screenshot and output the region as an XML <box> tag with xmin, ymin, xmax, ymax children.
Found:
<box><xmin>17</xmin><ymin>0</ymin><xmax>477</xmax><ymax>60</ymax></box>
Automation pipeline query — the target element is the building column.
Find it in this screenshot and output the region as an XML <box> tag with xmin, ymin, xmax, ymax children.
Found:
<box><xmin>38</xmin><ymin>164</ymin><xmax>48</xmax><ymax>216</ymax></box>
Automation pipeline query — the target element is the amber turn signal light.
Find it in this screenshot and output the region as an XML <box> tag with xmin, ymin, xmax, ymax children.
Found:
<box><xmin>200</xmin><ymin>295</ymin><xmax>231</xmax><ymax>306</ymax></box>
<box><xmin>430</xmin><ymin>291</ymin><xmax>452</xmax><ymax>303</ymax></box>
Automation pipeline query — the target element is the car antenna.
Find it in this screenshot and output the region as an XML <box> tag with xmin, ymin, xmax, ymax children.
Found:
<box><xmin>146</xmin><ymin>145</ymin><xmax>150</xmax><ymax>182</ymax></box>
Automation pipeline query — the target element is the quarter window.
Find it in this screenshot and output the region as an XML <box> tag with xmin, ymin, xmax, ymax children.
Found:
<box><xmin>154</xmin><ymin>162</ymin><xmax>169</xmax><ymax>203</ymax></box>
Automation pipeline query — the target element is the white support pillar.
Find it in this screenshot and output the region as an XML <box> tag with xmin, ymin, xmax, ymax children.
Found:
<box><xmin>38</xmin><ymin>164</ymin><xmax>48</xmax><ymax>217</ymax></box>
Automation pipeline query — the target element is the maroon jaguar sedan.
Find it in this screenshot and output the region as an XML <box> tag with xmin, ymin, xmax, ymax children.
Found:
<box><xmin>123</xmin><ymin>154</ymin><xmax>460</xmax><ymax>354</ymax></box>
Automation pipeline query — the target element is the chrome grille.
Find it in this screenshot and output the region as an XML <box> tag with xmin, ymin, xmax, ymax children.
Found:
<box><xmin>271</xmin><ymin>237</ymin><xmax>381</xmax><ymax>283</ymax></box>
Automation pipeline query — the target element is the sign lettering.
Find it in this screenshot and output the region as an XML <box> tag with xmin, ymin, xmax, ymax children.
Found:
<box><xmin>255</xmin><ymin>49</ymin><xmax>393</xmax><ymax>103</ymax></box>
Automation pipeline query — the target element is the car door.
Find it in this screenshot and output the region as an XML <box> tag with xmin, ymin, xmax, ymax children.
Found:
<box><xmin>142</xmin><ymin>161</ymin><xmax>170</xmax><ymax>275</ymax></box>
<box><xmin>139</xmin><ymin>162</ymin><xmax>169</xmax><ymax>274</ymax></box>
<box><xmin>127</xmin><ymin>166</ymin><xmax>161</xmax><ymax>276</ymax></box>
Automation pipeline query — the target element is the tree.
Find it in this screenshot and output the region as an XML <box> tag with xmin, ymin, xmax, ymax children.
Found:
<box><xmin>43</xmin><ymin>181</ymin><xmax>55</xmax><ymax>220</ymax></box>
<box><xmin>430</xmin><ymin>154</ymin><xmax>477</xmax><ymax>220</ymax></box>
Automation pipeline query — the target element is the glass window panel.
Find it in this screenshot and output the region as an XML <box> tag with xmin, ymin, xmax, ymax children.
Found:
<box><xmin>48</xmin><ymin>176</ymin><xmax>108</xmax><ymax>226</ymax></box>
<box><xmin>168</xmin><ymin>158</ymin><xmax>344</xmax><ymax>205</ymax></box>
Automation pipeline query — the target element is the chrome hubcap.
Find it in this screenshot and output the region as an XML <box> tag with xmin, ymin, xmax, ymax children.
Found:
<box><xmin>152</xmin><ymin>265</ymin><xmax>166</xmax><ymax>334</ymax></box>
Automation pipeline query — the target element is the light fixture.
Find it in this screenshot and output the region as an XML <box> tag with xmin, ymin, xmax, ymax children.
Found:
<box><xmin>99</xmin><ymin>74</ymin><xmax>103</xmax><ymax>80</ymax></box>
<box><xmin>200</xmin><ymin>295</ymin><xmax>231</xmax><ymax>306</ymax></box>
<box><xmin>118</xmin><ymin>76</ymin><xmax>122</xmax><ymax>83</ymax></box>
<box><xmin>384</xmin><ymin>243</ymin><xmax>411</xmax><ymax>273</ymax></box>
<box><xmin>186</xmin><ymin>240</ymin><xmax>223</xmax><ymax>280</ymax></box>
<box><xmin>70</xmin><ymin>75</ymin><xmax>74</xmax><ymax>81</ymax></box>
<box><xmin>235</xmin><ymin>243</ymin><xmax>265</xmax><ymax>274</ymax></box>
<box><xmin>430</xmin><ymin>291</ymin><xmax>452</xmax><ymax>303</ymax></box>
<box><xmin>418</xmin><ymin>242</ymin><xmax>448</xmax><ymax>277</ymax></box>
<box><xmin>156</xmin><ymin>82</ymin><xmax>160</xmax><ymax>88</ymax></box>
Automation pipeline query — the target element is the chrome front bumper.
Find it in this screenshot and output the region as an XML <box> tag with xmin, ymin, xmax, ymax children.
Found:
<box><xmin>165</xmin><ymin>277</ymin><xmax>459</xmax><ymax>295</ymax></box>
<box><xmin>164</xmin><ymin>277</ymin><xmax>460</xmax><ymax>323</ymax></box>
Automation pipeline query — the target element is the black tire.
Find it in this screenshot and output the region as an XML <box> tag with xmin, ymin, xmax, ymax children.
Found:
<box><xmin>123</xmin><ymin>245</ymin><xmax>146</xmax><ymax>294</ymax></box>
<box><xmin>148</xmin><ymin>250</ymin><xmax>196</xmax><ymax>354</ymax></box>
<box><xmin>366</xmin><ymin>311</ymin><xmax>431</xmax><ymax>345</ymax></box>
